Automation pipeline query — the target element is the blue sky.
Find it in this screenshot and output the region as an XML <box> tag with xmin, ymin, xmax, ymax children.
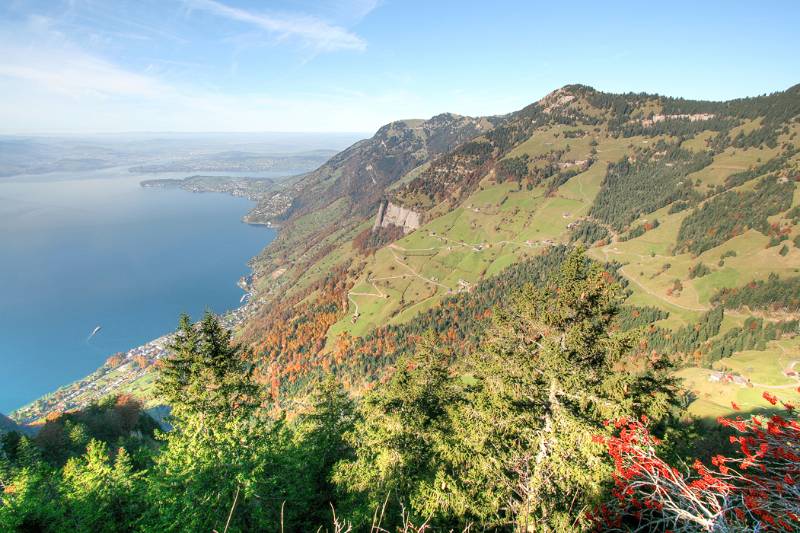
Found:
<box><xmin>1</xmin><ymin>0</ymin><xmax>798</xmax><ymax>133</ymax></box>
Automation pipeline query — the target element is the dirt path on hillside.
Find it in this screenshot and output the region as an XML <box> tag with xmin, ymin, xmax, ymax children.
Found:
<box><xmin>346</xmin><ymin>252</ymin><xmax>453</xmax><ymax>319</ymax></box>
<box><xmin>347</xmin><ymin>236</ymin><xmax>557</xmax><ymax>320</ymax></box>
<box><xmin>738</xmin><ymin>354</ymin><xmax>799</xmax><ymax>390</ymax></box>
<box><xmin>347</xmin><ymin>277</ymin><xmax>391</xmax><ymax>316</ymax></box>
<box><xmin>617</xmin><ymin>264</ymin><xmax>708</xmax><ymax>312</ymax></box>
<box><xmin>390</xmin><ymin>250</ymin><xmax>452</xmax><ymax>291</ymax></box>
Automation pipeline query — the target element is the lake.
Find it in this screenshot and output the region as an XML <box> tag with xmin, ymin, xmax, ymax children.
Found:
<box><xmin>0</xmin><ymin>167</ymin><xmax>277</xmax><ymax>413</ymax></box>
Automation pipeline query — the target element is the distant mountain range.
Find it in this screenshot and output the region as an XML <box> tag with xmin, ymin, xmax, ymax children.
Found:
<box><xmin>0</xmin><ymin>135</ymin><xmax>355</xmax><ymax>178</ymax></box>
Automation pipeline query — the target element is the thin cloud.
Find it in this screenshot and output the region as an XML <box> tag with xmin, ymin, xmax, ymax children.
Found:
<box><xmin>0</xmin><ymin>14</ymin><xmax>169</xmax><ymax>100</ymax></box>
<box><xmin>347</xmin><ymin>0</ymin><xmax>381</xmax><ymax>21</ymax></box>
<box><xmin>183</xmin><ymin>0</ymin><xmax>367</xmax><ymax>52</ymax></box>
<box><xmin>0</xmin><ymin>42</ymin><xmax>169</xmax><ymax>99</ymax></box>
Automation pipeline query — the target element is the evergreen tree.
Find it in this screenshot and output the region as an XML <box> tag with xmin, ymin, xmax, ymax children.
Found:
<box><xmin>145</xmin><ymin>312</ymin><xmax>274</xmax><ymax>532</ymax></box>
<box><xmin>0</xmin><ymin>438</ymin><xmax>65</xmax><ymax>531</ymax></box>
<box><xmin>333</xmin><ymin>335</ymin><xmax>464</xmax><ymax>528</ymax></box>
<box><xmin>153</xmin><ymin>313</ymin><xmax>198</xmax><ymax>411</ymax></box>
<box><xmin>296</xmin><ymin>374</ymin><xmax>357</xmax><ymax>527</ymax></box>
<box><xmin>61</xmin><ymin>440</ymin><xmax>144</xmax><ymax>532</ymax></box>
<box><xmin>156</xmin><ymin>312</ymin><xmax>260</xmax><ymax>423</ymax></box>
<box><xmin>443</xmin><ymin>249</ymin><xmax>679</xmax><ymax>529</ymax></box>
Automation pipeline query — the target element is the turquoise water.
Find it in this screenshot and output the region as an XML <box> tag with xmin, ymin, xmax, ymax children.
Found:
<box><xmin>0</xmin><ymin>167</ymin><xmax>276</xmax><ymax>413</ymax></box>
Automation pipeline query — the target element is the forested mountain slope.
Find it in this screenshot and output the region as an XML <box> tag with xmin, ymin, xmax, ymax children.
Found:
<box><xmin>244</xmin><ymin>113</ymin><xmax>492</xmax><ymax>298</ymax></box>
<box><xmin>0</xmin><ymin>413</ymin><xmax>29</xmax><ymax>436</ymax></box>
<box><xmin>240</xmin><ymin>83</ymin><xmax>800</xmax><ymax>418</ymax></box>
<box><xmin>278</xmin><ymin>112</ymin><xmax>493</xmax><ymax>219</ymax></box>
<box><xmin>15</xmin><ymin>83</ymin><xmax>800</xmax><ymax>424</ymax></box>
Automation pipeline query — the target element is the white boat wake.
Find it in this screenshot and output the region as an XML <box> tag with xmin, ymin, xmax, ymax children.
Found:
<box><xmin>87</xmin><ymin>325</ymin><xmax>102</xmax><ymax>341</ymax></box>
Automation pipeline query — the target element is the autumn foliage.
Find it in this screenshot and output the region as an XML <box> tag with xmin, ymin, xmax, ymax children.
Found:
<box><xmin>239</xmin><ymin>264</ymin><xmax>354</xmax><ymax>400</ymax></box>
<box><xmin>352</xmin><ymin>224</ymin><xmax>404</xmax><ymax>255</ymax></box>
<box><xmin>589</xmin><ymin>393</ymin><xmax>800</xmax><ymax>532</ymax></box>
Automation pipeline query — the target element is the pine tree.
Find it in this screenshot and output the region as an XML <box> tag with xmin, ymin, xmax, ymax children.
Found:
<box><xmin>61</xmin><ymin>440</ymin><xmax>143</xmax><ymax>532</ymax></box>
<box><xmin>444</xmin><ymin>248</ymin><xmax>679</xmax><ymax>529</ymax></box>
<box><xmin>146</xmin><ymin>312</ymin><xmax>302</xmax><ymax>532</ymax></box>
<box><xmin>0</xmin><ymin>438</ymin><xmax>65</xmax><ymax>531</ymax></box>
<box><xmin>296</xmin><ymin>374</ymin><xmax>357</xmax><ymax>528</ymax></box>
<box><xmin>154</xmin><ymin>313</ymin><xmax>198</xmax><ymax>411</ymax></box>
<box><xmin>156</xmin><ymin>312</ymin><xmax>260</xmax><ymax>423</ymax></box>
<box><xmin>333</xmin><ymin>335</ymin><xmax>464</xmax><ymax>528</ymax></box>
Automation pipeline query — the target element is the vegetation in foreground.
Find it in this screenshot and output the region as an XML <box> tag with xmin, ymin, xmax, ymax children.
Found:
<box><xmin>3</xmin><ymin>250</ymin><xmax>798</xmax><ymax>532</ymax></box>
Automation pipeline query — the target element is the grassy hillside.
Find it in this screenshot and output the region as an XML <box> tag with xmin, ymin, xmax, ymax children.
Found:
<box><xmin>251</xmin><ymin>83</ymin><xmax>800</xmax><ymax>419</ymax></box>
<box><xmin>16</xmin><ymin>83</ymin><xmax>800</xmax><ymax>424</ymax></box>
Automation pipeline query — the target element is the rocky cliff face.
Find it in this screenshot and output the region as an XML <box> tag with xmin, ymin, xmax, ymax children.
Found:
<box><xmin>250</xmin><ymin>113</ymin><xmax>492</xmax><ymax>279</ymax></box>
<box><xmin>271</xmin><ymin>113</ymin><xmax>492</xmax><ymax>221</ymax></box>
<box><xmin>373</xmin><ymin>200</ymin><xmax>421</xmax><ymax>233</ymax></box>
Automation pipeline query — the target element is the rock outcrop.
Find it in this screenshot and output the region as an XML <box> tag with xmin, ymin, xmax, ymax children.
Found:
<box><xmin>373</xmin><ymin>200</ymin><xmax>421</xmax><ymax>234</ymax></box>
<box><xmin>641</xmin><ymin>113</ymin><xmax>715</xmax><ymax>127</ymax></box>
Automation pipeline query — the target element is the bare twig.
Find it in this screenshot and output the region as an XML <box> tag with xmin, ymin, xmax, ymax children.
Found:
<box><xmin>222</xmin><ymin>485</ymin><xmax>240</xmax><ymax>533</ymax></box>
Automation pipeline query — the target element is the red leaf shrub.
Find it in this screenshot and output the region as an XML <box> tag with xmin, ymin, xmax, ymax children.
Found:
<box><xmin>588</xmin><ymin>395</ymin><xmax>800</xmax><ymax>531</ymax></box>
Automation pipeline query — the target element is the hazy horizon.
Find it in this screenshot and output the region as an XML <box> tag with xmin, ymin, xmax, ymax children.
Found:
<box><xmin>4</xmin><ymin>80</ymin><xmax>800</xmax><ymax>137</ymax></box>
<box><xmin>0</xmin><ymin>130</ymin><xmax>370</xmax><ymax>137</ymax></box>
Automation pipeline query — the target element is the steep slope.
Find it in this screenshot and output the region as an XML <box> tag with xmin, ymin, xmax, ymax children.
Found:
<box><xmin>241</xmin><ymin>83</ymin><xmax>800</xmax><ymax>415</ymax></box>
<box><xmin>250</xmin><ymin>113</ymin><xmax>491</xmax><ymax>223</ymax></box>
<box><xmin>247</xmin><ymin>113</ymin><xmax>492</xmax><ymax>296</ymax></box>
<box><xmin>0</xmin><ymin>413</ymin><xmax>28</xmax><ymax>435</ymax></box>
<box><xmin>17</xmin><ymin>83</ymin><xmax>800</xmax><ymax>423</ymax></box>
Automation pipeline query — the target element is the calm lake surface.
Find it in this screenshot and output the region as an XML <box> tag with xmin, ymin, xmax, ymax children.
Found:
<box><xmin>0</xmin><ymin>167</ymin><xmax>277</xmax><ymax>413</ymax></box>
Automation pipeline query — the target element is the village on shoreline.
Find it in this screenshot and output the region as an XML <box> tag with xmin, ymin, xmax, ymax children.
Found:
<box><xmin>11</xmin><ymin>276</ymin><xmax>264</xmax><ymax>425</ymax></box>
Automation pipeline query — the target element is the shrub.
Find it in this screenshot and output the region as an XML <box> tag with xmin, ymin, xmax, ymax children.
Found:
<box><xmin>590</xmin><ymin>396</ymin><xmax>800</xmax><ymax>532</ymax></box>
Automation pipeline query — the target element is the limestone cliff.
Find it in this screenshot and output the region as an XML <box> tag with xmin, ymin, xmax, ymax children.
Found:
<box><xmin>373</xmin><ymin>200</ymin><xmax>421</xmax><ymax>234</ymax></box>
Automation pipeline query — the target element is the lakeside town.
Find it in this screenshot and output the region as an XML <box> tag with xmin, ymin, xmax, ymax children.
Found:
<box><xmin>140</xmin><ymin>175</ymin><xmax>294</xmax><ymax>226</ymax></box>
<box><xmin>11</xmin><ymin>277</ymin><xmax>263</xmax><ymax>425</ymax></box>
<box><xmin>140</xmin><ymin>175</ymin><xmax>276</xmax><ymax>201</ymax></box>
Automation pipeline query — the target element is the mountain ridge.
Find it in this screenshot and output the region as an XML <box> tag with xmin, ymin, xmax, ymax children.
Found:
<box><xmin>14</xmin><ymin>82</ymin><xmax>800</xmax><ymax>424</ymax></box>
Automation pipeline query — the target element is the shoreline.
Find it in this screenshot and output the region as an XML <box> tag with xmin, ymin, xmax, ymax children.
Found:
<box><xmin>10</xmin><ymin>277</ymin><xmax>265</xmax><ymax>425</ymax></box>
<box><xmin>9</xmin><ymin>176</ymin><xmax>276</xmax><ymax>424</ymax></box>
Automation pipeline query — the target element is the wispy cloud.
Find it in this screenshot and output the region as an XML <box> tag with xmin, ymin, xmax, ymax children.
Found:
<box><xmin>0</xmin><ymin>4</ymin><xmax>407</xmax><ymax>133</ymax></box>
<box><xmin>0</xmin><ymin>15</ymin><xmax>170</xmax><ymax>100</ymax></box>
<box><xmin>0</xmin><ymin>20</ymin><xmax>169</xmax><ymax>99</ymax></box>
<box><xmin>0</xmin><ymin>26</ymin><xmax>405</xmax><ymax>133</ymax></box>
<box><xmin>183</xmin><ymin>0</ymin><xmax>367</xmax><ymax>52</ymax></box>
